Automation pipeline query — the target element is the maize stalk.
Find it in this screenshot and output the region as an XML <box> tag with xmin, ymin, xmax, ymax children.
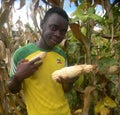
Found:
<box><xmin>52</xmin><ymin>64</ymin><xmax>97</xmax><ymax>81</ymax></box>
<box><xmin>0</xmin><ymin>40</ymin><xmax>6</xmax><ymax>61</ymax></box>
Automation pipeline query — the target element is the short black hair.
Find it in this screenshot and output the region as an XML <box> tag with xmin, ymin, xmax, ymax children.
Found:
<box><xmin>43</xmin><ymin>7</ymin><xmax>69</xmax><ymax>23</ymax></box>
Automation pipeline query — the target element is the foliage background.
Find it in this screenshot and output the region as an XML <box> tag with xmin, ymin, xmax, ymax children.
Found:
<box><xmin>0</xmin><ymin>0</ymin><xmax>120</xmax><ymax>115</ymax></box>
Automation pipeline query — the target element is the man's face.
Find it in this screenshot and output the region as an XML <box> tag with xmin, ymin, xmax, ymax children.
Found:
<box><xmin>42</xmin><ymin>13</ymin><xmax>68</xmax><ymax>49</ymax></box>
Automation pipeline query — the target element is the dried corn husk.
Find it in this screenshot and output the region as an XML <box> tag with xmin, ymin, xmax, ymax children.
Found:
<box><xmin>29</xmin><ymin>52</ymin><xmax>47</xmax><ymax>64</ymax></box>
<box><xmin>107</xmin><ymin>65</ymin><xmax>120</xmax><ymax>74</ymax></box>
<box><xmin>0</xmin><ymin>40</ymin><xmax>6</xmax><ymax>61</ymax></box>
<box><xmin>52</xmin><ymin>64</ymin><xmax>97</xmax><ymax>81</ymax></box>
<box><xmin>97</xmin><ymin>65</ymin><xmax>120</xmax><ymax>75</ymax></box>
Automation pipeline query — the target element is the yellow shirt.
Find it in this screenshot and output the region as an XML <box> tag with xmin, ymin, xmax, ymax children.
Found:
<box><xmin>23</xmin><ymin>50</ymin><xmax>71</xmax><ymax>115</ymax></box>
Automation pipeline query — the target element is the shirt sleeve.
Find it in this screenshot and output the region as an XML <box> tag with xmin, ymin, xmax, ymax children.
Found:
<box><xmin>9</xmin><ymin>57</ymin><xmax>17</xmax><ymax>78</ymax></box>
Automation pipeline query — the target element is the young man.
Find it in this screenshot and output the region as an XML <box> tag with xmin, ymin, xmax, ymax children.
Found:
<box><xmin>7</xmin><ymin>7</ymin><xmax>73</xmax><ymax>115</ymax></box>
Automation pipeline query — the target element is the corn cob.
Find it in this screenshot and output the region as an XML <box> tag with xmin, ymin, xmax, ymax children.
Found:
<box><xmin>29</xmin><ymin>52</ymin><xmax>47</xmax><ymax>64</ymax></box>
<box><xmin>52</xmin><ymin>64</ymin><xmax>97</xmax><ymax>81</ymax></box>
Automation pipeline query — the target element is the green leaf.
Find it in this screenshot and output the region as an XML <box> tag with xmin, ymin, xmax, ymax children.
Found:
<box><xmin>89</xmin><ymin>14</ymin><xmax>102</xmax><ymax>22</ymax></box>
<box><xmin>74</xmin><ymin>75</ymin><xmax>84</xmax><ymax>87</ymax></box>
<box><xmin>78</xmin><ymin>14</ymin><xmax>89</xmax><ymax>21</ymax></box>
<box><xmin>98</xmin><ymin>57</ymin><xmax>117</xmax><ymax>70</ymax></box>
<box><xmin>115</xmin><ymin>31</ymin><xmax>120</xmax><ymax>36</ymax></box>
<box><xmin>71</xmin><ymin>5</ymin><xmax>84</xmax><ymax>17</ymax></box>
<box><xmin>87</xmin><ymin>7</ymin><xmax>95</xmax><ymax>14</ymax></box>
<box><xmin>81</xmin><ymin>27</ymin><xmax>87</xmax><ymax>36</ymax></box>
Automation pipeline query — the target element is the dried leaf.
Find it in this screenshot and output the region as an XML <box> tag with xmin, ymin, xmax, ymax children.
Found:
<box><xmin>0</xmin><ymin>40</ymin><xmax>6</xmax><ymax>61</ymax></box>
<box><xmin>48</xmin><ymin>0</ymin><xmax>60</xmax><ymax>6</ymax></box>
<box><xmin>100</xmin><ymin>107</ymin><xmax>110</xmax><ymax>115</ymax></box>
<box><xmin>17</xmin><ymin>0</ymin><xmax>25</xmax><ymax>10</ymax></box>
<box><xmin>107</xmin><ymin>65</ymin><xmax>120</xmax><ymax>74</ymax></box>
<box><xmin>70</xmin><ymin>23</ymin><xmax>84</xmax><ymax>42</ymax></box>
<box><xmin>0</xmin><ymin>104</ymin><xmax>3</xmax><ymax>113</ymax></box>
<box><xmin>95</xmin><ymin>96</ymin><xmax>117</xmax><ymax>113</ymax></box>
<box><xmin>95</xmin><ymin>100</ymin><xmax>104</xmax><ymax>113</ymax></box>
<box><xmin>103</xmin><ymin>96</ymin><xmax>117</xmax><ymax>108</ymax></box>
<box><xmin>73</xmin><ymin>108</ymin><xmax>82</xmax><ymax>115</ymax></box>
<box><xmin>0</xmin><ymin>8</ymin><xmax>11</xmax><ymax>28</ymax></box>
<box><xmin>34</xmin><ymin>0</ymin><xmax>39</xmax><ymax>11</ymax></box>
<box><xmin>94</xmin><ymin>0</ymin><xmax>102</xmax><ymax>7</ymax></box>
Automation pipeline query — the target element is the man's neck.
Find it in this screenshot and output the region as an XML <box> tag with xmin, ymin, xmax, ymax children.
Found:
<box><xmin>36</xmin><ymin>39</ymin><xmax>53</xmax><ymax>50</ymax></box>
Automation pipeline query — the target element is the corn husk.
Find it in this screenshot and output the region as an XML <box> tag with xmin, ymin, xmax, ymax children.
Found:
<box><xmin>29</xmin><ymin>52</ymin><xmax>47</xmax><ymax>64</ymax></box>
<box><xmin>52</xmin><ymin>64</ymin><xmax>97</xmax><ymax>81</ymax></box>
<box><xmin>107</xmin><ymin>65</ymin><xmax>120</xmax><ymax>74</ymax></box>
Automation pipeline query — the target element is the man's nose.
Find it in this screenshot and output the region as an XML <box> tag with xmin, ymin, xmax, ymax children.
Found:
<box><xmin>54</xmin><ymin>30</ymin><xmax>61</xmax><ymax>37</ymax></box>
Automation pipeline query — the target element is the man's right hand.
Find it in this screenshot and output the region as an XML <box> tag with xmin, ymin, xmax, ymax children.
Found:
<box><xmin>15</xmin><ymin>57</ymin><xmax>42</xmax><ymax>82</ymax></box>
<box><xmin>7</xmin><ymin>57</ymin><xmax>42</xmax><ymax>93</ymax></box>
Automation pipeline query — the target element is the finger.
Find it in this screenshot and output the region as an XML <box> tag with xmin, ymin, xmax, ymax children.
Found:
<box><xmin>22</xmin><ymin>59</ymin><xmax>29</xmax><ymax>63</ymax></box>
<box><xmin>33</xmin><ymin>61</ymin><xmax>42</xmax><ymax>68</ymax></box>
<box><xmin>29</xmin><ymin>57</ymin><xmax>41</xmax><ymax>64</ymax></box>
<box><xmin>18</xmin><ymin>59</ymin><xmax>28</xmax><ymax>65</ymax></box>
<box><xmin>58</xmin><ymin>76</ymin><xmax>71</xmax><ymax>83</ymax></box>
<box><xmin>56</xmin><ymin>76</ymin><xmax>66</xmax><ymax>83</ymax></box>
<box><xmin>56</xmin><ymin>77</ymin><xmax>62</xmax><ymax>83</ymax></box>
<box><xmin>60</xmin><ymin>76</ymin><xmax>69</xmax><ymax>81</ymax></box>
<box><xmin>34</xmin><ymin>60</ymin><xmax>43</xmax><ymax>65</ymax></box>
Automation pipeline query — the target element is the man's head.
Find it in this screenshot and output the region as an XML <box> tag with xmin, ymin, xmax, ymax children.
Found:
<box><xmin>41</xmin><ymin>7</ymin><xmax>69</xmax><ymax>27</ymax></box>
<box><xmin>40</xmin><ymin>7</ymin><xmax>69</xmax><ymax>50</ymax></box>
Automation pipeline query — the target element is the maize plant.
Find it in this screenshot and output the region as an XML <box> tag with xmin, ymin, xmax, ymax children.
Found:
<box><xmin>0</xmin><ymin>0</ymin><xmax>120</xmax><ymax>115</ymax></box>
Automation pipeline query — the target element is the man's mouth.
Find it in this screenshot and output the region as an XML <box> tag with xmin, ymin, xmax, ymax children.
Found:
<box><xmin>51</xmin><ymin>39</ymin><xmax>59</xmax><ymax>44</ymax></box>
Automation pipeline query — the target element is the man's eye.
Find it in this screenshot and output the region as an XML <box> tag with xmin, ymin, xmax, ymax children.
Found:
<box><xmin>61</xmin><ymin>30</ymin><xmax>67</xmax><ymax>35</ymax></box>
<box><xmin>50</xmin><ymin>25</ymin><xmax>57</xmax><ymax>31</ymax></box>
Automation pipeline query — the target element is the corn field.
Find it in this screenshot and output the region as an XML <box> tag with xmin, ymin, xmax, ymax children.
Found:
<box><xmin>0</xmin><ymin>0</ymin><xmax>120</xmax><ymax>115</ymax></box>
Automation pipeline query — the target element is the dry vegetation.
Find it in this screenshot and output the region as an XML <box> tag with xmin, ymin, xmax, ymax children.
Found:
<box><xmin>0</xmin><ymin>0</ymin><xmax>120</xmax><ymax>115</ymax></box>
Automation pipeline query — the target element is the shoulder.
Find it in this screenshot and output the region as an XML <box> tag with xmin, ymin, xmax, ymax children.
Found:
<box><xmin>13</xmin><ymin>43</ymin><xmax>40</xmax><ymax>65</ymax></box>
<box><xmin>52</xmin><ymin>46</ymin><xmax>66</xmax><ymax>59</ymax></box>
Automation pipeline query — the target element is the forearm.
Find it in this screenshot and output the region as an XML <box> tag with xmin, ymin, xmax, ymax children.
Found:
<box><xmin>7</xmin><ymin>75</ymin><xmax>23</xmax><ymax>94</ymax></box>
